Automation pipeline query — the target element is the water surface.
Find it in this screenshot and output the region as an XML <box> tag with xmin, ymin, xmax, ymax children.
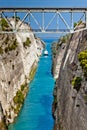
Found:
<box><xmin>9</xmin><ymin>39</ymin><xmax>55</xmax><ymax>130</ymax></box>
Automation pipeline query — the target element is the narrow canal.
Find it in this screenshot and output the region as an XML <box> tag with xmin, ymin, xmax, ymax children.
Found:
<box><xmin>9</xmin><ymin>39</ymin><xmax>55</xmax><ymax>130</ymax></box>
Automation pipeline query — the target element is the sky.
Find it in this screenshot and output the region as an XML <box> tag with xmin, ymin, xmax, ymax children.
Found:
<box><xmin>0</xmin><ymin>0</ymin><xmax>87</xmax><ymax>7</ymax></box>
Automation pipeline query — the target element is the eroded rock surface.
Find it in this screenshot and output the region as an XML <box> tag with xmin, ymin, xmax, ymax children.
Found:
<box><xmin>53</xmin><ymin>30</ymin><xmax>87</xmax><ymax>130</ymax></box>
<box><xmin>0</xmin><ymin>20</ymin><xmax>43</xmax><ymax>129</ymax></box>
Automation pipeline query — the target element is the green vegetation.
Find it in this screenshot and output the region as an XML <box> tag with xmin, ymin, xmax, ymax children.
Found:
<box><xmin>13</xmin><ymin>90</ymin><xmax>24</xmax><ymax>105</ymax></box>
<box><xmin>60</xmin><ymin>35</ymin><xmax>67</xmax><ymax>43</ymax></box>
<box><xmin>0</xmin><ymin>18</ymin><xmax>9</xmax><ymax>31</ymax></box>
<box><xmin>13</xmin><ymin>90</ymin><xmax>24</xmax><ymax>114</ymax></box>
<box><xmin>59</xmin><ymin>34</ymin><xmax>71</xmax><ymax>43</ymax></box>
<box><xmin>21</xmin><ymin>83</ymin><xmax>27</xmax><ymax>91</ymax></box>
<box><xmin>84</xmin><ymin>95</ymin><xmax>87</xmax><ymax>102</ymax></box>
<box><xmin>72</xmin><ymin>77</ymin><xmax>82</xmax><ymax>92</ymax></box>
<box><xmin>74</xmin><ymin>22</ymin><xmax>77</xmax><ymax>28</ymax></box>
<box><xmin>0</xmin><ymin>46</ymin><xmax>3</xmax><ymax>54</ymax></box>
<box><xmin>12</xmin><ymin>66</ymin><xmax>37</xmax><ymax>115</ymax></box>
<box><xmin>12</xmin><ymin>16</ymin><xmax>20</xmax><ymax>22</ymax></box>
<box><xmin>74</xmin><ymin>20</ymin><xmax>82</xmax><ymax>28</ymax></box>
<box><xmin>5</xmin><ymin>39</ymin><xmax>18</xmax><ymax>53</ymax></box>
<box><xmin>29</xmin><ymin>66</ymin><xmax>37</xmax><ymax>81</ymax></box>
<box><xmin>78</xmin><ymin>50</ymin><xmax>87</xmax><ymax>79</ymax></box>
<box><xmin>9</xmin><ymin>39</ymin><xmax>18</xmax><ymax>51</ymax></box>
<box><xmin>0</xmin><ymin>37</ymin><xmax>18</xmax><ymax>54</ymax></box>
<box><xmin>23</xmin><ymin>37</ymin><xmax>31</xmax><ymax>48</ymax></box>
<box><xmin>14</xmin><ymin>104</ymin><xmax>20</xmax><ymax>114</ymax></box>
<box><xmin>78</xmin><ymin>51</ymin><xmax>87</xmax><ymax>61</ymax></box>
<box><xmin>0</xmin><ymin>122</ymin><xmax>7</xmax><ymax>130</ymax></box>
<box><xmin>13</xmin><ymin>82</ymin><xmax>28</xmax><ymax>114</ymax></box>
<box><xmin>52</xmin><ymin>34</ymin><xmax>71</xmax><ymax>58</ymax></box>
<box><xmin>12</xmin><ymin>66</ymin><xmax>37</xmax><ymax>116</ymax></box>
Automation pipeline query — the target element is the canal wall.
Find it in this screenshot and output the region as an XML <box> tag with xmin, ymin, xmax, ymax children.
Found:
<box><xmin>0</xmin><ymin>19</ymin><xmax>43</xmax><ymax>129</ymax></box>
<box><xmin>53</xmin><ymin>29</ymin><xmax>87</xmax><ymax>130</ymax></box>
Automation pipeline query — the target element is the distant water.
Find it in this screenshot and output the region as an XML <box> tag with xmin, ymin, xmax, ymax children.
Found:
<box><xmin>8</xmin><ymin>39</ymin><xmax>55</xmax><ymax>130</ymax></box>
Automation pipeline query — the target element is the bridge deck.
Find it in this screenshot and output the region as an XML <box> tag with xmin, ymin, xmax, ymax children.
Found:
<box><xmin>0</xmin><ymin>7</ymin><xmax>87</xmax><ymax>12</ymax></box>
<box><xmin>0</xmin><ymin>7</ymin><xmax>87</xmax><ymax>34</ymax></box>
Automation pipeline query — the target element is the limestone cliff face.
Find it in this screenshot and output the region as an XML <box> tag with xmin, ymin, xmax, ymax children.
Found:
<box><xmin>52</xmin><ymin>42</ymin><xmax>67</xmax><ymax>79</ymax></box>
<box><xmin>53</xmin><ymin>30</ymin><xmax>87</xmax><ymax>130</ymax></box>
<box><xmin>0</xmin><ymin>21</ymin><xmax>43</xmax><ymax>128</ymax></box>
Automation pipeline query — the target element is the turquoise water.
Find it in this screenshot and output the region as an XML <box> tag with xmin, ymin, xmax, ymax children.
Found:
<box><xmin>9</xmin><ymin>39</ymin><xmax>55</xmax><ymax>130</ymax></box>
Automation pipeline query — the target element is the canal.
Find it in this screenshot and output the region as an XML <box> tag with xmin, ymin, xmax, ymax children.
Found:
<box><xmin>9</xmin><ymin>39</ymin><xmax>55</xmax><ymax>130</ymax></box>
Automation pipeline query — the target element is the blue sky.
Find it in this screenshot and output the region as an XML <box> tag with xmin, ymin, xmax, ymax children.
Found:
<box><xmin>0</xmin><ymin>0</ymin><xmax>87</xmax><ymax>7</ymax></box>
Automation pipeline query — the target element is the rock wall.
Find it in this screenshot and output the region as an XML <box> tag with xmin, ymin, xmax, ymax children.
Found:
<box><xmin>0</xmin><ymin>21</ymin><xmax>43</xmax><ymax>128</ymax></box>
<box><xmin>52</xmin><ymin>43</ymin><xmax>67</xmax><ymax>79</ymax></box>
<box><xmin>53</xmin><ymin>30</ymin><xmax>87</xmax><ymax>130</ymax></box>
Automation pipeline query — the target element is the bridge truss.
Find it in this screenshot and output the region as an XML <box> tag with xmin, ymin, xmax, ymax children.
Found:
<box><xmin>0</xmin><ymin>8</ymin><xmax>87</xmax><ymax>34</ymax></box>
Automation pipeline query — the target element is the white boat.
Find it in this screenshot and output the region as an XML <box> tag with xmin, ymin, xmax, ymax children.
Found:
<box><xmin>43</xmin><ymin>49</ymin><xmax>48</xmax><ymax>56</ymax></box>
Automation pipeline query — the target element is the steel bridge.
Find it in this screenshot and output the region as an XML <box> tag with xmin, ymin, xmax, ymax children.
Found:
<box><xmin>0</xmin><ymin>7</ymin><xmax>87</xmax><ymax>34</ymax></box>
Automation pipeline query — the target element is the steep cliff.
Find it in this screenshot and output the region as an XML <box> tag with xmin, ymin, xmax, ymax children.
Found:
<box><xmin>53</xmin><ymin>30</ymin><xmax>87</xmax><ymax>130</ymax></box>
<box><xmin>0</xmin><ymin>19</ymin><xmax>43</xmax><ymax>129</ymax></box>
<box><xmin>52</xmin><ymin>35</ymin><xmax>70</xmax><ymax>79</ymax></box>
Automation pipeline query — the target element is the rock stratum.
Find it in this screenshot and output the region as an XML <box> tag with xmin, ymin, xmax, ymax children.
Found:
<box><xmin>52</xmin><ymin>29</ymin><xmax>87</xmax><ymax>130</ymax></box>
<box><xmin>0</xmin><ymin>19</ymin><xmax>43</xmax><ymax>129</ymax></box>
